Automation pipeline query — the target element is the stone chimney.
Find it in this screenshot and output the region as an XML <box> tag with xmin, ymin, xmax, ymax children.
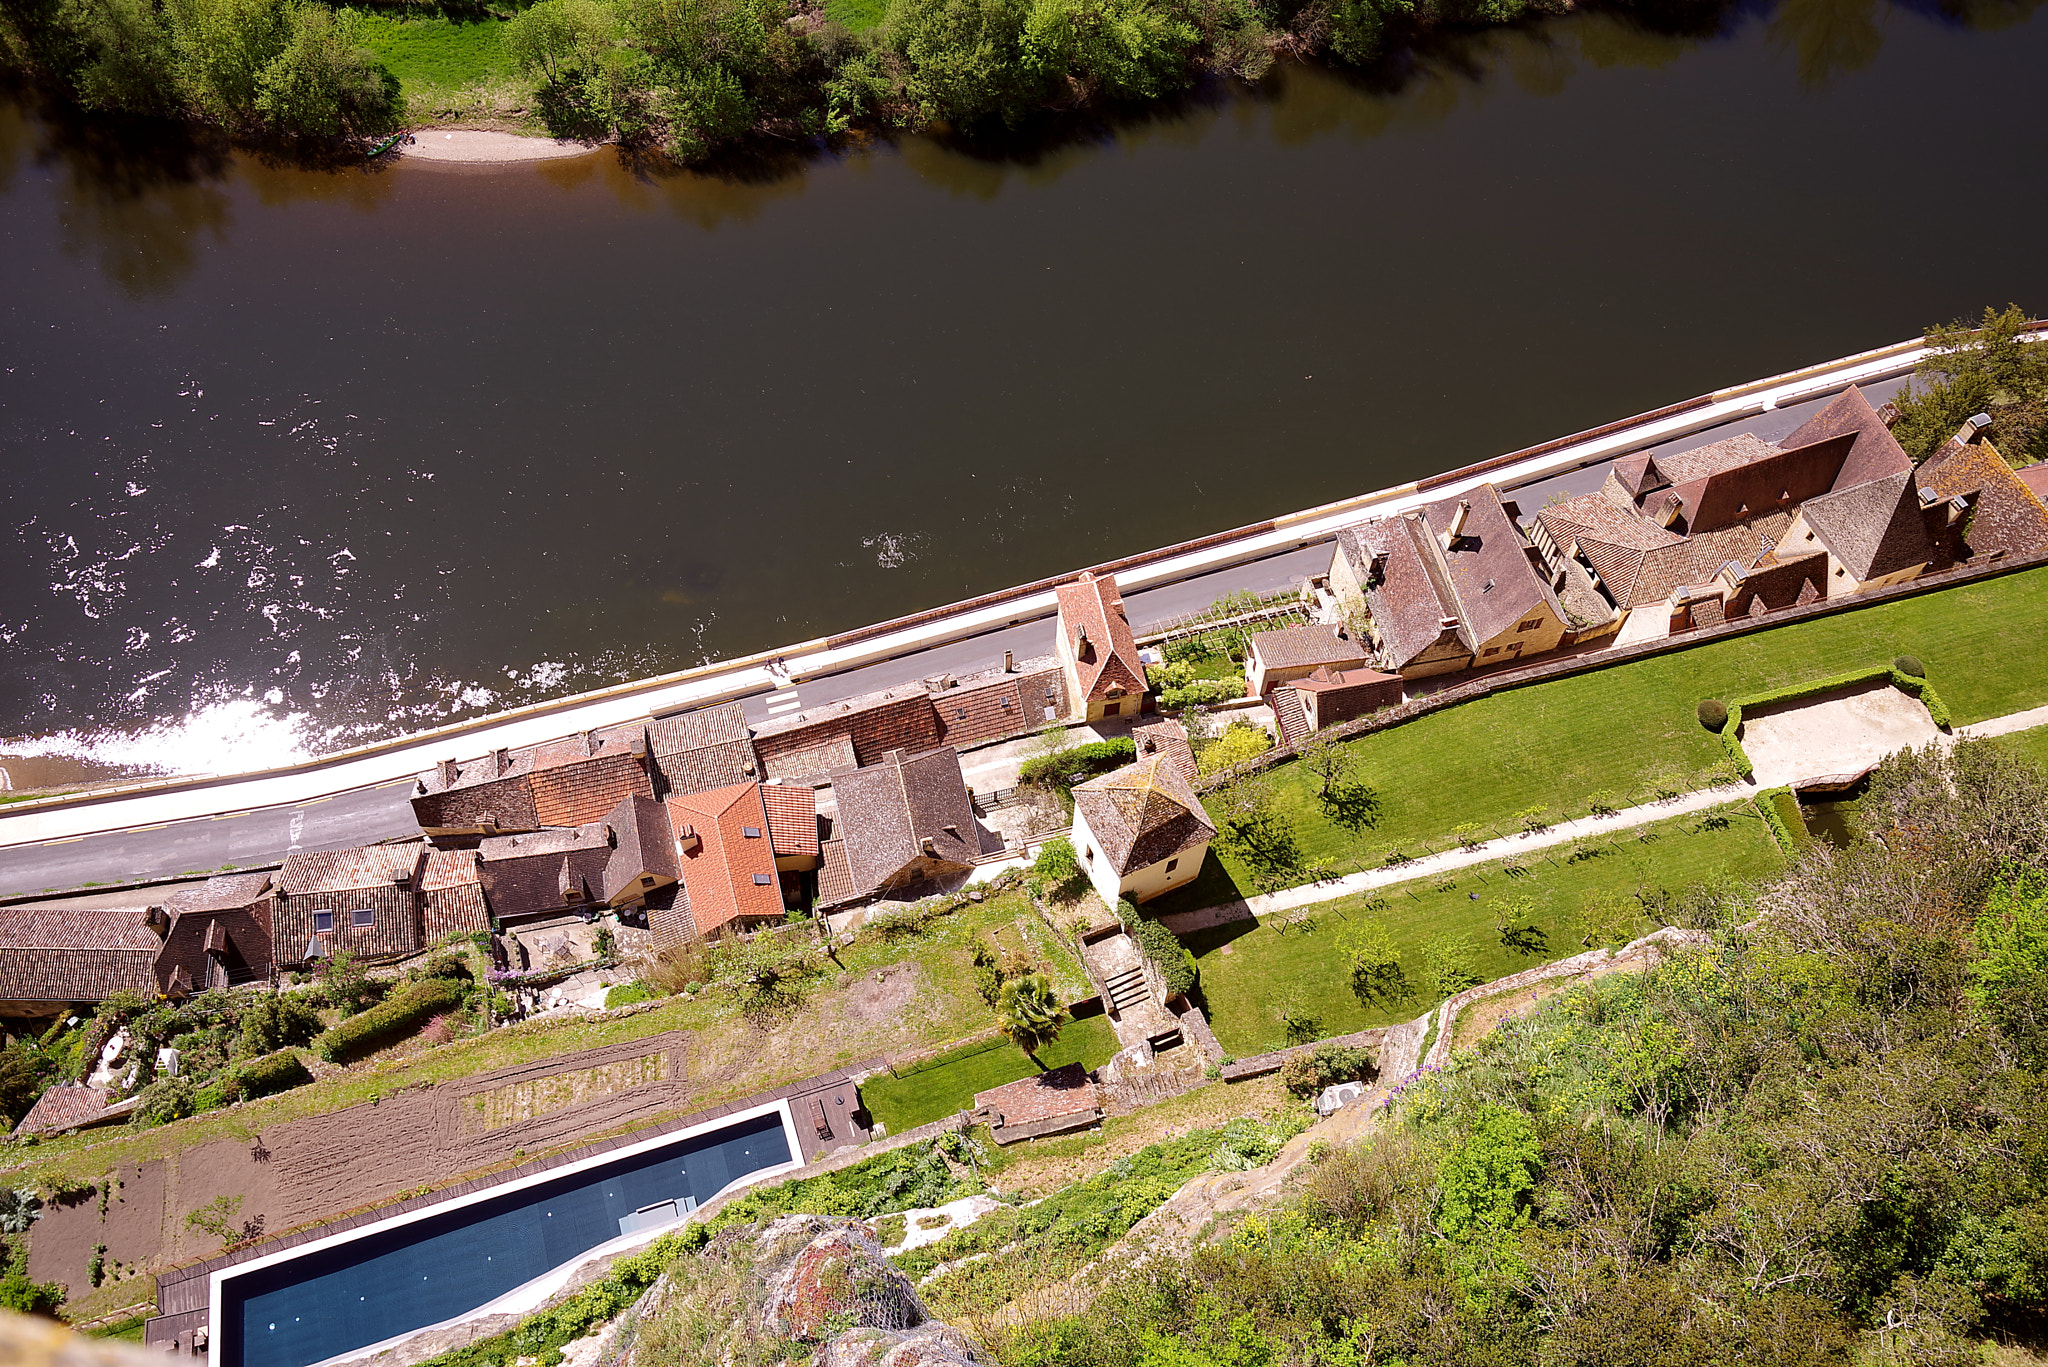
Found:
<box><xmin>437</xmin><ymin>759</ymin><xmax>458</xmax><ymax>787</ymax></box>
<box><xmin>493</xmin><ymin>748</ymin><xmax>511</xmax><ymax>776</ymax></box>
<box><xmin>1439</xmin><ymin>500</ymin><xmax>1471</xmax><ymax>546</ymax></box>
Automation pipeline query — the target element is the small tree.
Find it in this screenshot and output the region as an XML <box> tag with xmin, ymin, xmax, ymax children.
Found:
<box><xmin>1337</xmin><ymin>919</ymin><xmax>1407</xmax><ymax>1006</ymax></box>
<box><xmin>1299</xmin><ymin>729</ymin><xmax>1379</xmax><ymax>832</ymax></box>
<box><xmin>186</xmin><ymin>1194</ymin><xmax>245</xmax><ymax>1249</ymax></box>
<box><xmin>1422</xmin><ymin>933</ymin><xmax>1481</xmax><ymax>1001</ymax></box>
<box><xmin>995</xmin><ymin>973</ymin><xmax>1069</xmax><ymax>1066</ymax></box>
<box><xmin>314</xmin><ymin>945</ymin><xmax>381</xmax><ymax>1016</ymax></box>
<box><xmin>1891</xmin><ymin>304</ymin><xmax>2048</xmax><ymax>466</ymax></box>
<box><xmin>1196</xmin><ymin>721</ymin><xmax>1272</xmax><ymax>776</ymax></box>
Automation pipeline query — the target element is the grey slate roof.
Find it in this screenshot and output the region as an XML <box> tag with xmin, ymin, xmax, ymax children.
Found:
<box><xmin>1801</xmin><ymin>471</ymin><xmax>1935</xmax><ymax>580</ymax></box>
<box><xmin>1249</xmin><ymin>624</ymin><xmax>1369</xmax><ymax>672</ymax></box>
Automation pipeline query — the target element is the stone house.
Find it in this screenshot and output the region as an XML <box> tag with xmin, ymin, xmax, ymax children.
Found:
<box><xmin>156</xmin><ymin>872</ymin><xmax>277</xmax><ymax>993</ymax></box>
<box><xmin>645</xmin><ymin>702</ymin><xmax>761</xmax><ymax>796</ymax></box>
<box><xmin>1333</xmin><ymin>484</ymin><xmax>1573</xmax><ymax>678</ymax></box>
<box><xmin>657</xmin><ymin>783</ymin><xmax>813</xmax><ymax>943</ymax></box>
<box><xmin>411</xmin><ymin>727</ymin><xmax>657</xmax><ymax>837</ymax></box>
<box><xmin>1243</xmin><ymin>623</ymin><xmax>1369</xmax><ymax>698</ymax></box>
<box><xmin>1054</xmin><ymin>572</ymin><xmax>1148</xmax><ymax>722</ymax></box>
<box><xmin>1070</xmin><ymin>753</ymin><xmax>1217</xmax><ymax>907</ymax></box>
<box><xmin>0</xmin><ymin>907</ymin><xmax>169</xmax><ymax>1019</ymax></box>
<box><xmin>273</xmin><ymin>844</ymin><xmax>429</xmax><ymax>966</ymax></box>
<box><xmin>817</xmin><ymin>747</ymin><xmax>998</xmax><ymax>909</ymax></box>
<box><xmin>1272</xmin><ymin>665</ymin><xmax>1406</xmax><ymax>745</ymax></box>
<box><xmin>478</xmin><ymin>792</ymin><xmax>681</xmax><ymax>926</ymax></box>
<box><xmin>1917</xmin><ymin>434</ymin><xmax>2048</xmax><ymax>561</ymax></box>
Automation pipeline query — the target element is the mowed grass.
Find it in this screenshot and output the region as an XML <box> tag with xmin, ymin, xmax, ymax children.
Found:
<box><xmin>823</xmin><ymin>0</ymin><xmax>888</xmax><ymax>29</ymax></box>
<box><xmin>861</xmin><ymin>1013</ymin><xmax>1118</xmax><ymax>1135</ymax></box>
<box><xmin>355</xmin><ymin>12</ymin><xmax>515</xmax><ymax>94</ymax></box>
<box><xmin>1154</xmin><ymin>565</ymin><xmax>2048</xmax><ymax>915</ymax></box>
<box><xmin>1188</xmin><ymin>805</ymin><xmax>1786</xmax><ymax>1057</ymax></box>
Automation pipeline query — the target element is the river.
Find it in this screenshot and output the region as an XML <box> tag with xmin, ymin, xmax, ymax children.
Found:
<box><xmin>2</xmin><ymin>0</ymin><xmax>2046</xmax><ymax>779</ymax></box>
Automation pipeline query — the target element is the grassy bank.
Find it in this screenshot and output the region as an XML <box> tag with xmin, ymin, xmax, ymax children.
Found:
<box><xmin>860</xmin><ymin>1014</ymin><xmax>1117</xmax><ymax>1135</ymax></box>
<box><xmin>1188</xmin><ymin>805</ymin><xmax>1784</xmax><ymax>1057</ymax></box>
<box><xmin>1157</xmin><ymin>564</ymin><xmax>2048</xmax><ymax>915</ymax></box>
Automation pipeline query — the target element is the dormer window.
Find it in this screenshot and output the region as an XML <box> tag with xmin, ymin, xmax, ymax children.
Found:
<box><xmin>641</xmin><ymin>876</ymin><xmax>656</xmax><ymax>887</ymax></box>
<box><xmin>752</xmin><ymin>874</ymin><xmax>773</xmax><ymax>886</ymax></box>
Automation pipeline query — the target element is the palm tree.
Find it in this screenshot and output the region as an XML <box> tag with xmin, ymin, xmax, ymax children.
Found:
<box><xmin>996</xmin><ymin>973</ymin><xmax>1070</xmax><ymax>1069</ymax></box>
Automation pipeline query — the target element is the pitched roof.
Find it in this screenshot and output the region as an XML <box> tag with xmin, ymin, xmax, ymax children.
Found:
<box><xmin>1132</xmin><ymin>718</ymin><xmax>1198</xmax><ymax>783</ymax></box>
<box><xmin>478</xmin><ymin>823</ymin><xmax>613</xmax><ymax>919</ymax></box>
<box><xmin>668</xmin><ymin>783</ymin><xmax>783</xmax><ymax>934</ymax></box>
<box><xmin>1290</xmin><ymin>664</ymin><xmax>1404</xmax><ymax>695</ymax></box>
<box><xmin>1055</xmin><ymin>573</ymin><xmax>1147</xmax><ymax>703</ymax></box>
<box><xmin>753</xmin><ymin>688</ymin><xmax>942</xmax><ymax>782</ymax></box>
<box><xmin>930</xmin><ymin>658</ymin><xmax>1068</xmax><ymax>748</ymax></box>
<box><xmin>161</xmin><ymin>872</ymin><xmax>273</xmax><ymax>915</ymax></box>
<box><xmin>1248</xmin><ymin>624</ymin><xmax>1369</xmax><ymax>672</ymax></box>
<box><xmin>13</xmin><ymin>1085</ymin><xmax>122</xmax><ymax>1136</ymax></box>
<box><xmin>1777</xmin><ymin>384</ymin><xmax>1915</xmax><ymax>492</ymax></box>
<box><xmin>1071</xmin><ymin>754</ymin><xmax>1216</xmax><ymax>876</ymax></box>
<box><xmin>278</xmin><ymin>844</ymin><xmax>424</xmax><ymax>895</ymax></box>
<box><xmin>0</xmin><ymin>909</ymin><xmax>162</xmax><ymax>1001</ymax></box>
<box><xmin>1418</xmin><ymin>486</ymin><xmax>1564</xmax><ymax>648</ymax></box>
<box><xmin>1725</xmin><ymin>549</ymin><xmax>1828</xmax><ymax>617</ymax></box>
<box><xmin>830</xmin><ymin>747</ymin><xmax>992</xmax><ymax>896</ymax></box>
<box><xmin>1662</xmin><ymin>432</ymin><xmax>1856</xmax><ymax>535</ymax></box>
<box><xmin>1344</xmin><ymin>516</ymin><xmax>1463</xmax><ymax>671</ymax></box>
<box><xmin>1652</xmin><ymin>432</ymin><xmax>1778</xmax><ymax>485</ymax></box>
<box><xmin>1800</xmin><ymin>471</ymin><xmax>1935</xmax><ymax>580</ymax></box>
<box><xmin>761</xmin><ymin>785</ymin><xmax>820</xmax><ymax>859</ymax></box>
<box><xmin>529</xmin><ymin>751</ymin><xmax>653</xmax><ymax>828</ymax></box>
<box><xmin>816</xmin><ymin>839</ymin><xmax>856</xmax><ymax>908</ymax></box>
<box><xmin>420</xmin><ymin>848</ymin><xmax>482</xmax><ymax>890</ymax></box>
<box><xmin>602</xmin><ymin>793</ymin><xmax>681</xmax><ymax>904</ymax></box>
<box><xmin>2014</xmin><ymin>462</ymin><xmax>2048</xmax><ymax>504</ymax></box>
<box><xmin>1920</xmin><ymin>441</ymin><xmax>2048</xmax><ymax>559</ymax></box>
<box><xmin>647</xmin><ymin>702</ymin><xmax>760</xmax><ymax>796</ymax></box>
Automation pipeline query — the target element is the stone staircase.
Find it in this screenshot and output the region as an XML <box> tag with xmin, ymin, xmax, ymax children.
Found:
<box><xmin>1103</xmin><ymin>965</ymin><xmax>1149</xmax><ymax>1015</ymax></box>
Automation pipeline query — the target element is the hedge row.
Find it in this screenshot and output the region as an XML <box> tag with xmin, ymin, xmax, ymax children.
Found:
<box><xmin>1117</xmin><ymin>900</ymin><xmax>1198</xmax><ymax>999</ymax></box>
<box><xmin>1018</xmin><ymin>739</ymin><xmax>1136</xmax><ymax>788</ymax></box>
<box><xmin>1753</xmin><ymin>787</ymin><xmax>1812</xmax><ymax>854</ymax></box>
<box><xmin>313</xmin><ymin>978</ymin><xmax>464</xmax><ymax>1063</ymax></box>
<box><xmin>236</xmin><ymin>1048</ymin><xmax>313</xmax><ymax>1099</ymax></box>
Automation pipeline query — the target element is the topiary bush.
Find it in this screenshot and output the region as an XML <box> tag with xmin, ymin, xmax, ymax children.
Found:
<box><xmin>1697</xmin><ymin>699</ymin><xmax>1729</xmax><ymax>732</ymax></box>
<box><xmin>1893</xmin><ymin>654</ymin><xmax>1926</xmax><ymax>678</ymax></box>
<box><xmin>234</xmin><ymin>1049</ymin><xmax>313</xmax><ymax>1100</ymax></box>
<box><xmin>313</xmin><ymin>978</ymin><xmax>465</xmax><ymax>1063</ymax></box>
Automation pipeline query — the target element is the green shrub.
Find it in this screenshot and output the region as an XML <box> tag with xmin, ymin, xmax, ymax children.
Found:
<box><xmin>415</xmin><ymin>1230</ymin><xmax>686</xmax><ymax>1367</ymax></box>
<box><xmin>238</xmin><ymin>994</ymin><xmax>323</xmax><ymax>1057</ymax></box>
<box><xmin>1278</xmin><ymin>1042</ymin><xmax>1378</xmax><ymax>1098</ymax></box>
<box><xmin>313</xmin><ymin>978</ymin><xmax>465</xmax><ymax>1063</ymax></box>
<box><xmin>234</xmin><ymin>1049</ymin><xmax>313</xmax><ymax>1100</ymax></box>
<box><xmin>1893</xmin><ymin>654</ymin><xmax>1926</xmax><ymax>678</ymax></box>
<box><xmin>1196</xmin><ymin>721</ymin><xmax>1272</xmax><ymax>776</ymax></box>
<box><xmin>604</xmin><ymin>982</ymin><xmax>657</xmax><ymax>1010</ymax></box>
<box><xmin>1161</xmin><ymin>679</ymin><xmax>1240</xmax><ymax>711</ymax></box>
<box><xmin>132</xmin><ymin>1075</ymin><xmax>198</xmax><ymax>1127</ymax></box>
<box><xmin>972</xmin><ymin>943</ymin><xmax>1005</xmax><ymax>1008</ymax></box>
<box><xmin>1030</xmin><ymin>836</ymin><xmax>1085</xmax><ymax>896</ymax></box>
<box><xmin>0</xmin><ymin>1237</ymin><xmax>64</xmax><ymax>1317</ymax></box>
<box><xmin>415</xmin><ymin>953</ymin><xmax>473</xmax><ymax>983</ymax></box>
<box><xmin>1118</xmin><ymin>899</ymin><xmax>1197</xmax><ymax>998</ymax></box>
<box><xmin>1018</xmin><ymin>740</ymin><xmax>1136</xmax><ymax>789</ymax></box>
<box><xmin>1696</xmin><ymin>699</ymin><xmax>1728</xmax><ymax>732</ymax></box>
<box><xmin>874</xmin><ymin>1212</ymin><xmax>908</xmax><ymax>1247</ymax></box>
<box><xmin>1754</xmin><ymin>787</ymin><xmax>1810</xmax><ymax>854</ymax></box>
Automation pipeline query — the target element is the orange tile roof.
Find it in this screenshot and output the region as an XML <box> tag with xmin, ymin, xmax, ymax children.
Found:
<box><xmin>761</xmin><ymin>785</ymin><xmax>819</xmax><ymax>859</ymax></box>
<box><xmin>530</xmin><ymin>751</ymin><xmax>654</xmax><ymax>827</ymax></box>
<box><xmin>667</xmin><ymin>784</ymin><xmax>783</xmax><ymax>937</ymax></box>
<box><xmin>1055</xmin><ymin>573</ymin><xmax>1146</xmax><ymax>704</ymax></box>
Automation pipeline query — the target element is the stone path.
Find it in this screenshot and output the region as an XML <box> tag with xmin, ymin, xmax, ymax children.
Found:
<box><xmin>1739</xmin><ymin>681</ymin><xmax>1943</xmax><ymax>788</ymax></box>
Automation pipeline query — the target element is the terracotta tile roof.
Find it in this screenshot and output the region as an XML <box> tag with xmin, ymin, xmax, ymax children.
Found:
<box><xmin>1249</xmin><ymin>624</ymin><xmax>1369</xmax><ymax>673</ymax></box>
<box><xmin>1055</xmin><ymin>573</ymin><xmax>1147</xmax><ymax>704</ymax></box>
<box><xmin>1920</xmin><ymin>441</ymin><xmax>2048</xmax><ymax>560</ymax></box>
<box><xmin>1419</xmin><ymin>486</ymin><xmax>1565</xmax><ymax>649</ymax></box>
<box><xmin>278</xmin><ymin>844</ymin><xmax>424</xmax><ymax>896</ymax></box>
<box><xmin>602</xmin><ymin>793</ymin><xmax>681</xmax><ymax>904</ymax></box>
<box><xmin>761</xmin><ymin>785</ymin><xmax>820</xmax><ymax>859</ymax></box>
<box><xmin>529</xmin><ymin>751</ymin><xmax>654</xmax><ymax>828</ymax></box>
<box><xmin>1630</xmin><ymin>513</ymin><xmax>1792</xmax><ymax>609</ymax></box>
<box><xmin>0</xmin><ymin>909</ymin><xmax>161</xmax><ymax>1001</ymax></box>
<box><xmin>1072</xmin><ymin>754</ymin><xmax>1216</xmax><ymax>876</ymax></box>
<box><xmin>1132</xmin><ymin>718</ymin><xmax>1199</xmax><ymax>782</ymax></box>
<box><xmin>1777</xmin><ymin>384</ymin><xmax>1915</xmax><ymax>492</ymax></box>
<box><xmin>668</xmin><ymin>784</ymin><xmax>784</xmax><ymax>936</ymax></box>
<box><xmin>830</xmin><ymin>747</ymin><xmax>994</xmax><ymax>897</ymax></box>
<box><xmin>647</xmin><ymin>703</ymin><xmax>760</xmax><ymax>796</ymax></box>
<box><xmin>754</xmin><ymin>688</ymin><xmax>942</xmax><ymax>781</ymax></box>
<box><xmin>1801</xmin><ymin>472</ymin><xmax>1935</xmax><ymax>580</ymax></box>
<box><xmin>13</xmin><ymin>1085</ymin><xmax>120</xmax><ymax>1136</ymax></box>
<box><xmin>816</xmin><ymin>839</ymin><xmax>856</xmax><ymax>908</ymax></box>
<box><xmin>976</xmin><ymin>1062</ymin><xmax>1098</xmax><ymax>1127</ymax></box>
<box><xmin>2015</xmin><ymin>462</ymin><xmax>2048</xmax><ymax>503</ymax></box>
<box><xmin>420</xmin><ymin>848</ymin><xmax>489</xmax><ymax>941</ymax></box>
<box><xmin>930</xmin><ymin>658</ymin><xmax>1068</xmax><ymax>748</ymax></box>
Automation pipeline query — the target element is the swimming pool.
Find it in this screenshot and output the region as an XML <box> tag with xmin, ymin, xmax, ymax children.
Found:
<box><xmin>213</xmin><ymin>1102</ymin><xmax>801</xmax><ymax>1367</ymax></box>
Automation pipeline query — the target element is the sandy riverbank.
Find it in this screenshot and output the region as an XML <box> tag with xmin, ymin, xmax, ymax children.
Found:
<box><xmin>398</xmin><ymin>130</ymin><xmax>604</xmax><ymax>163</ymax></box>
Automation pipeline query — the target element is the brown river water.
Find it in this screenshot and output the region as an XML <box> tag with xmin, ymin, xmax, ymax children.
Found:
<box><xmin>1</xmin><ymin>0</ymin><xmax>2046</xmax><ymax>774</ymax></box>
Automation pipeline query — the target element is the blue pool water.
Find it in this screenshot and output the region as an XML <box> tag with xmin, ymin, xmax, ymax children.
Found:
<box><xmin>222</xmin><ymin>1110</ymin><xmax>791</xmax><ymax>1367</ymax></box>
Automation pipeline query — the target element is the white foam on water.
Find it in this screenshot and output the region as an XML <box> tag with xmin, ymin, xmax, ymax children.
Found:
<box><xmin>5</xmin><ymin>698</ymin><xmax>317</xmax><ymax>777</ymax></box>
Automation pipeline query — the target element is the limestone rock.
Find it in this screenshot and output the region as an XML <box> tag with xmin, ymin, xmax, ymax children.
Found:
<box><xmin>762</xmin><ymin>1221</ymin><xmax>926</xmax><ymax>1342</ymax></box>
<box><xmin>820</xmin><ymin>1323</ymin><xmax>988</xmax><ymax>1367</ymax></box>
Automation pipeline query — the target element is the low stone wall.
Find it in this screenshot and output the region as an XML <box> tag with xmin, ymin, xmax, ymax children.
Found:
<box><xmin>1220</xmin><ymin>1026</ymin><xmax>1389</xmax><ymax>1083</ymax></box>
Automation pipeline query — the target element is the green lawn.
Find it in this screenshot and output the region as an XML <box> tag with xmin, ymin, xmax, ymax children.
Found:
<box><xmin>861</xmin><ymin>1014</ymin><xmax>1118</xmax><ymax>1135</ymax></box>
<box><xmin>1986</xmin><ymin>722</ymin><xmax>2048</xmax><ymax>773</ymax></box>
<box><xmin>1155</xmin><ymin>565</ymin><xmax>2048</xmax><ymax>915</ymax></box>
<box><xmin>823</xmin><ymin>0</ymin><xmax>888</xmax><ymax>29</ymax></box>
<box><xmin>1187</xmin><ymin>805</ymin><xmax>1786</xmax><ymax>1058</ymax></box>
<box><xmin>355</xmin><ymin>12</ymin><xmax>515</xmax><ymax>94</ymax></box>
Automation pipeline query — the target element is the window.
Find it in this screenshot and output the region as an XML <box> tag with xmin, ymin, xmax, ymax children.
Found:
<box><xmin>350</xmin><ymin>908</ymin><xmax>375</xmax><ymax>929</ymax></box>
<box><xmin>752</xmin><ymin>874</ymin><xmax>773</xmax><ymax>886</ymax></box>
<box><xmin>641</xmin><ymin>876</ymin><xmax>656</xmax><ymax>887</ymax></box>
<box><xmin>1165</xmin><ymin>858</ymin><xmax>1179</xmax><ymax>874</ymax></box>
<box><xmin>1483</xmin><ymin>647</ymin><xmax>1501</xmax><ymax>658</ymax></box>
<box><xmin>1084</xmin><ymin>846</ymin><xmax>1095</xmax><ymax>864</ymax></box>
<box><xmin>742</xmin><ymin>826</ymin><xmax>762</xmax><ymax>838</ymax></box>
<box><xmin>313</xmin><ymin>910</ymin><xmax>334</xmax><ymax>933</ymax></box>
<box><xmin>1516</xmin><ymin>619</ymin><xmax>1542</xmax><ymax>633</ymax></box>
<box><xmin>1835</xmin><ymin>567</ymin><xmax>1846</xmax><ymax>577</ymax></box>
<box><xmin>1805</xmin><ymin>531</ymin><xmax>1816</xmax><ymax>541</ymax></box>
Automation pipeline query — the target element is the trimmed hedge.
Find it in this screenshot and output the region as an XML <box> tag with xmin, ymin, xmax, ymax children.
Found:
<box><xmin>1719</xmin><ymin>662</ymin><xmax>1952</xmax><ymax>780</ymax></box>
<box><xmin>1754</xmin><ymin>786</ymin><xmax>1811</xmax><ymax>854</ymax></box>
<box><xmin>234</xmin><ymin>1049</ymin><xmax>313</xmax><ymax>1100</ymax></box>
<box><xmin>1697</xmin><ymin>699</ymin><xmax>1729</xmax><ymax>733</ymax></box>
<box><xmin>313</xmin><ymin>978</ymin><xmax>464</xmax><ymax>1063</ymax></box>
<box><xmin>1893</xmin><ymin>654</ymin><xmax>1926</xmax><ymax>678</ymax></box>
<box><xmin>1117</xmin><ymin>899</ymin><xmax>1198</xmax><ymax>998</ymax></box>
<box><xmin>1890</xmin><ymin>668</ymin><xmax>1953</xmax><ymax>728</ymax></box>
<box><xmin>1018</xmin><ymin>739</ymin><xmax>1136</xmax><ymax>788</ymax></box>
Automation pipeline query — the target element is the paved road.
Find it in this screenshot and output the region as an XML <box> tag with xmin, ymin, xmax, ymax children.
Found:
<box><xmin>0</xmin><ymin>376</ymin><xmax>1912</xmax><ymax>900</ymax></box>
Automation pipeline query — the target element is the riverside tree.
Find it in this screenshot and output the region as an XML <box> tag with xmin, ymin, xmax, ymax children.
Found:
<box><xmin>1891</xmin><ymin>303</ymin><xmax>2048</xmax><ymax>466</ymax></box>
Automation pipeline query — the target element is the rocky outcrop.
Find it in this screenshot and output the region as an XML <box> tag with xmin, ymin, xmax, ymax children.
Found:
<box><xmin>760</xmin><ymin>1217</ymin><xmax>926</xmax><ymax>1341</ymax></box>
<box><xmin>820</xmin><ymin>1323</ymin><xmax>988</xmax><ymax>1367</ymax></box>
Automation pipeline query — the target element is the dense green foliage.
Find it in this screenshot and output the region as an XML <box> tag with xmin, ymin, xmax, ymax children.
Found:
<box><xmin>1118</xmin><ymin>898</ymin><xmax>1198</xmax><ymax>998</ymax></box>
<box><xmin>995</xmin><ymin>739</ymin><xmax>2048</xmax><ymax>1366</ymax></box>
<box><xmin>1277</xmin><ymin>1041</ymin><xmax>1376</xmax><ymax>1098</ymax></box>
<box><xmin>1753</xmin><ymin>785</ymin><xmax>1810</xmax><ymax>853</ymax></box>
<box><xmin>997</xmin><ymin>971</ymin><xmax>1071</xmax><ymax>1061</ymax></box>
<box><xmin>1022</xmin><ymin>739</ymin><xmax>1138</xmax><ymax>813</ymax></box>
<box><xmin>233</xmin><ymin>1047</ymin><xmax>315</xmax><ymax>1099</ymax></box>
<box><xmin>313</xmin><ymin>977</ymin><xmax>465</xmax><ymax>1061</ymax></box>
<box><xmin>237</xmin><ymin>994</ymin><xmax>323</xmax><ymax>1057</ymax></box>
<box><xmin>698</xmin><ymin>1135</ymin><xmax>983</xmax><ymax>1233</ymax></box>
<box><xmin>1195</xmin><ymin>720</ymin><xmax>1271</xmax><ymax>776</ymax></box>
<box><xmin>1695</xmin><ymin>697</ymin><xmax>1727</xmax><ymax>732</ymax></box>
<box><xmin>1891</xmin><ymin>304</ymin><xmax>2048</xmax><ymax>466</ymax></box>
<box><xmin>0</xmin><ymin>1234</ymin><xmax>65</xmax><ymax>1317</ymax></box>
